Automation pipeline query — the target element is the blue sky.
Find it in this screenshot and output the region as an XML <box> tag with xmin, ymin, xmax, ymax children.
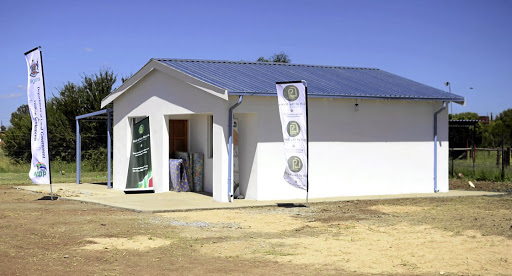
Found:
<box><xmin>1</xmin><ymin>0</ymin><xmax>511</xmax><ymax>126</ymax></box>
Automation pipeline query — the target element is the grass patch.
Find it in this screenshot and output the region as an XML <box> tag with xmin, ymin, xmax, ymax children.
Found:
<box><xmin>450</xmin><ymin>150</ymin><xmax>512</xmax><ymax>181</ymax></box>
<box><xmin>0</xmin><ymin>147</ymin><xmax>108</xmax><ymax>185</ymax></box>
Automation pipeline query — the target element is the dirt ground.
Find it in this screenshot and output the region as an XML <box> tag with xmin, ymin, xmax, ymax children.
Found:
<box><xmin>449</xmin><ymin>178</ymin><xmax>512</xmax><ymax>193</ymax></box>
<box><xmin>1</xmin><ymin>185</ymin><xmax>511</xmax><ymax>276</ymax></box>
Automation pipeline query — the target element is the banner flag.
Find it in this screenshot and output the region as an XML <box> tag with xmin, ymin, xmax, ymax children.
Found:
<box><xmin>276</xmin><ymin>81</ymin><xmax>308</xmax><ymax>190</ymax></box>
<box><xmin>126</xmin><ymin>117</ymin><xmax>153</xmax><ymax>190</ymax></box>
<box><xmin>25</xmin><ymin>47</ymin><xmax>50</xmax><ymax>184</ymax></box>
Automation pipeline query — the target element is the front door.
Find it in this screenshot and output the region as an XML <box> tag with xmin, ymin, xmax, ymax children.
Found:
<box><xmin>169</xmin><ymin>120</ymin><xmax>188</xmax><ymax>157</ymax></box>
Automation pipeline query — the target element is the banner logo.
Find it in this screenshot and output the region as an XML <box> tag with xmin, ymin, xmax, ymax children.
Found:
<box><xmin>34</xmin><ymin>162</ymin><xmax>47</xmax><ymax>177</ymax></box>
<box><xmin>287</xmin><ymin>121</ymin><xmax>301</xmax><ymax>137</ymax></box>
<box><xmin>138</xmin><ymin>124</ymin><xmax>144</xmax><ymax>134</ymax></box>
<box><xmin>283</xmin><ymin>85</ymin><xmax>299</xmax><ymax>101</ymax></box>
<box><xmin>287</xmin><ymin>156</ymin><xmax>303</xmax><ymax>173</ymax></box>
<box><xmin>29</xmin><ymin>60</ymin><xmax>39</xmax><ymax>77</ymax></box>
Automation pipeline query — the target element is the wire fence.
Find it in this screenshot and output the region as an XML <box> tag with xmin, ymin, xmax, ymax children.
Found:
<box><xmin>450</xmin><ymin>147</ymin><xmax>511</xmax><ymax>181</ymax></box>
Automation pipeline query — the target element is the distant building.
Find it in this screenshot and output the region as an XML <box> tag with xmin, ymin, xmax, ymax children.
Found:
<box><xmin>479</xmin><ymin>116</ymin><xmax>489</xmax><ymax>124</ymax></box>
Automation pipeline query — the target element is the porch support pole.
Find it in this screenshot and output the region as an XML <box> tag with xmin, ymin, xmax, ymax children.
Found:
<box><xmin>76</xmin><ymin>119</ymin><xmax>81</xmax><ymax>184</ymax></box>
<box><xmin>107</xmin><ymin>110</ymin><xmax>112</xmax><ymax>189</ymax></box>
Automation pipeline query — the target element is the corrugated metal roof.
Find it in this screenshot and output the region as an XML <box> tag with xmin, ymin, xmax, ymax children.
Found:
<box><xmin>449</xmin><ymin>120</ymin><xmax>480</xmax><ymax>127</ymax></box>
<box><xmin>156</xmin><ymin>59</ymin><xmax>464</xmax><ymax>102</ymax></box>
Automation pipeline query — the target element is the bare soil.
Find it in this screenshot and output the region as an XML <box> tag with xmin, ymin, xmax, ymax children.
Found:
<box><xmin>450</xmin><ymin>178</ymin><xmax>512</xmax><ymax>193</ymax></box>
<box><xmin>1</xmin><ymin>184</ymin><xmax>511</xmax><ymax>275</ymax></box>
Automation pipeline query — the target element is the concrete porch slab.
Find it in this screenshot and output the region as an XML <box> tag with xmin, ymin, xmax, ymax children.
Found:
<box><xmin>15</xmin><ymin>183</ymin><xmax>507</xmax><ymax>213</ymax></box>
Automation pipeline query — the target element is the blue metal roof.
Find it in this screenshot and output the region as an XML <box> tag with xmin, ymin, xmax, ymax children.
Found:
<box><xmin>156</xmin><ymin>59</ymin><xmax>464</xmax><ymax>102</ymax></box>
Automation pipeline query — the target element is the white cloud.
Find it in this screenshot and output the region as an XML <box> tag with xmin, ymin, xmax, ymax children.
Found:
<box><xmin>84</xmin><ymin>47</ymin><xmax>93</xmax><ymax>52</ymax></box>
<box><xmin>17</xmin><ymin>84</ymin><xmax>26</xmax><ymax>90</ymax></box>
<box><xmin>0</xmin><ymin>92</ymin><xmax>23</xmax><ymax>99</ymax></box>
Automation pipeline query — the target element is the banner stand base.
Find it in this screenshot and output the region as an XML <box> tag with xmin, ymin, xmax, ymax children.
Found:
<box><xmin>38</xmin><ymin>195</ymin><xmax>58</xmax><ymax>201</ymax></box>
<box><xmin>50</xmin><ymin>183</ymin><xmax>54</xmax><ymax>200</ymax></box>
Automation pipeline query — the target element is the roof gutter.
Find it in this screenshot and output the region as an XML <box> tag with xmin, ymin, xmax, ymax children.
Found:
<box><xmin>433</xmin><ymin>101</ymin><xmax>447</xmax><ymax>193</ymax></box>
<box><xmin>227</xmin><ymin>96</ymin><xmax>243</xmax><ymax>202</ymax></box>
<box><xmin>228</xmin><ymin>92</ymin><xmax>464</xmax><ymax>104</ymax></box>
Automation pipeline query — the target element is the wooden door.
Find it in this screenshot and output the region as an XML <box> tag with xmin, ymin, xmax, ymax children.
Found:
<box><xmin>169</xmin><ymin>120</ymin><xmax>188</xmax><ymax>157</ymax></box>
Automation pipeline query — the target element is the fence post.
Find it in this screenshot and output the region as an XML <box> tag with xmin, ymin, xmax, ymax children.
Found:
<box><xmin>472</xmin><ymin>144</ymin><xmax>476</xmax><ymax>176</ymax></box>
<box><xmin>497</xmin><ymin>148</ymin><xmax>501</xmax><ymax>167</ymax></box>
<box><xmin>450</xmin><ymin>149</ymin><xmax>454</xmax><ymax>177</ymax></box>
<box><xmin>466</xmin><ymin>140</ymin><xmax>469</xmax><ymax>160</ymax></box>
<box><xmin>502</xmin><ymin>134</ymin><xmax>505</xmax><ymax>181</ymax></box>
<box><xmin>506</xmin><ymin>147</ymin><xmax>511</xmax><ymax>167</ymax></box>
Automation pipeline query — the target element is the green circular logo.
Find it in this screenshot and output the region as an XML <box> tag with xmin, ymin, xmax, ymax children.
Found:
<box><xmin>287</xmin><ymin>156</ymin><xmax>303</xmax><ymax>173</ymax></box>
<box><xmin>283</xmin><ymin>85</ymin><xmax>300</xmax><ymax>102</ymax></box>
<box><xmin>287</xmin><ymin>121</ymin><xmax>300</xmax><ymax>137</ymax></box>
<box><xmin>138</xmin><ymin>124</ymin><xmax>144</xmax><ymax>134</ymax></box>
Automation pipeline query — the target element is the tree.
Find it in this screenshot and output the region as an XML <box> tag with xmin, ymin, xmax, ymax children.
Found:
<box><xmin>256</xmin><ymin>52</ymin><xmax>291</xmax><ymax>63</ymax></box>
<box><xmin>121</xmin><ymin>73</ymin><xmax>133</xmax><ymax>83</ymax></box>
<box><xmin>0</xmin><ymin>125</ymin><xmax>6</xmax><ymax>132</ymax></box>
<box><xmin>3</xmin><ymin>105</ymin><xmax>32</xmax><ymax>163</ymax></box>
<box><xmin>449</xmin><ymin>112</ymin><xmax>479</xmax><ymax>120</ymax></box>
<box><xmin>3</xmin><ymin>68</ymin><xmax>117</xmax><ymax>164</ymax></box>
<box><xmin>495</xmin><ymin>108</ymin><xmax>512</xmax><ymax>146</ymax></box>
<box><xmin>256</xmin><ymin>56</ymin><xmax>269</xmax><ymax>62</ymax></box>
<box><xmin>52</xmin><ymin>68</ymin><xmax>117</xmax><ymax>163</ymax></box>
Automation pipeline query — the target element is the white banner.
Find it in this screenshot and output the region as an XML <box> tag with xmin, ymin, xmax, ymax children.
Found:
<box><xmin>25</xmin><ymin>48</ymin><xmax>50</xmax><ymax>184</ymax></box>
<box><xmin>276</xmin><ymin>81</ymin><xmax>308</xmax><ymax>190</ymax></box>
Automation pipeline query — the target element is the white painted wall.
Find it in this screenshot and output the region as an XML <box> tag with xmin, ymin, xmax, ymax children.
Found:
<box><xmin>234</xmin><ymin>96</ymin><xmax>449</xmax><ymax>201</ymax></box>
<box><xmin>112</xmin><ymin>70</ymin><xmax>230</xmax><ymax>201</ymax></box>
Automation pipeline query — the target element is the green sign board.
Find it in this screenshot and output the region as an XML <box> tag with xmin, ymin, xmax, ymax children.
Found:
<box><xmin>126</xmin><ymin>117</ymin><xmax>153</xmax><ymax>190</ymax></box>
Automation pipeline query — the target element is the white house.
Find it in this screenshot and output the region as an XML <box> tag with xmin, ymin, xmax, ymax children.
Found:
<box><xmin>101</xmin><ymin>59</ymin><xmax>464</xmax><ymax>203</ymax></box>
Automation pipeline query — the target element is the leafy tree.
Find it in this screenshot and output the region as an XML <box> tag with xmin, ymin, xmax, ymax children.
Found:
<box><xmin>3</xmin><ymin>105</ymin><xmax>32</xmax><ymax>163</ymax></box>
<box><xmin>495</xmin><ymin>108</ymin><xmax>512</xmax><ymax>146</ymax></box>
<box><xmin>3</xmin><ymin>68</ymin><xmax>116</xmax><ymax>165</ymax></box>
<box><xmin>0</xmin><ymin>125</ymin><xmax>6</xmax><ymax>132</ymax></box>
<box><xmin>256</xmin><ymin>56</ymin><xmax>269</xmax><ymax>62</ymax></box>
<box><xmin>52</xmin><ymin>69</ymin><xmax>116</xmax><ymax>163</ymax></box>
<box><xmin>257</xmin><ymin>52</ymin><xmax>291</xmax><ymax>63</ymax></box>
<box><xmin>449</xmin><ymin>112</ymin><xmax>479</xmax><ymax>120</ymax></box>
<box><xmin>121</xmin><ymin>73</ymin><xmax>133</xmax><ymax>83</ymax></box>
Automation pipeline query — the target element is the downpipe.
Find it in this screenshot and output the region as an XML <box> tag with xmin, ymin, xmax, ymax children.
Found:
<box><xmin>228</xmin><ymin>96</ymin><xmax>243</xmax><ymax>202</ymax></box>
<box><xmin>433</xmin><ymin>101</ymin><xmax>447</xmax><ymax>193</ymax></box>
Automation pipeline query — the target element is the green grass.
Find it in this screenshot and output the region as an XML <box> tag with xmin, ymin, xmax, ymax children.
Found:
<box><xmin>0</xmin><ymin>147</ymin><xmax>108</xmax><ymax>185</ymax></box>
<box><xmin>450</xmin><ymin>149</ymin><xmax>512</xmax><ymax>181</ymax></box>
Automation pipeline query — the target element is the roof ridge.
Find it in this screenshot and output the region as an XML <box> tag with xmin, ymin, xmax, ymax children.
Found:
<box><xmin>154</xmin><ymin>58</ymin><xmax>380</xmax><ymax>71</ymax></box>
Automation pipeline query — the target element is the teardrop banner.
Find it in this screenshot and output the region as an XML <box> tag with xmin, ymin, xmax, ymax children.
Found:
<box><xmin>25</xmin><ymin>47</ymin><xmax>51</xmax><ymax>185</ymax></box>
<box><xmin>276</xmin><ymin>81</ymin><xmax>309</xmax><ymax>194</ymax></box>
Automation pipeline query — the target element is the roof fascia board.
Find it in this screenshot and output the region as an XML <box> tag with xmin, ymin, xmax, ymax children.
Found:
<box><xmin>101</xmin><ymin>59</ymin><xmax>228</xmax><ymax>108</ymax></box>
<box><xmin>228</xmin><ymin>91</ymin><xmax>465</xmax><ymax>104</ymax></box>
<box><xmin>152</xmin><ymin>60</ymin><xmax>228</xmax><ymax>100</ymax></box>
